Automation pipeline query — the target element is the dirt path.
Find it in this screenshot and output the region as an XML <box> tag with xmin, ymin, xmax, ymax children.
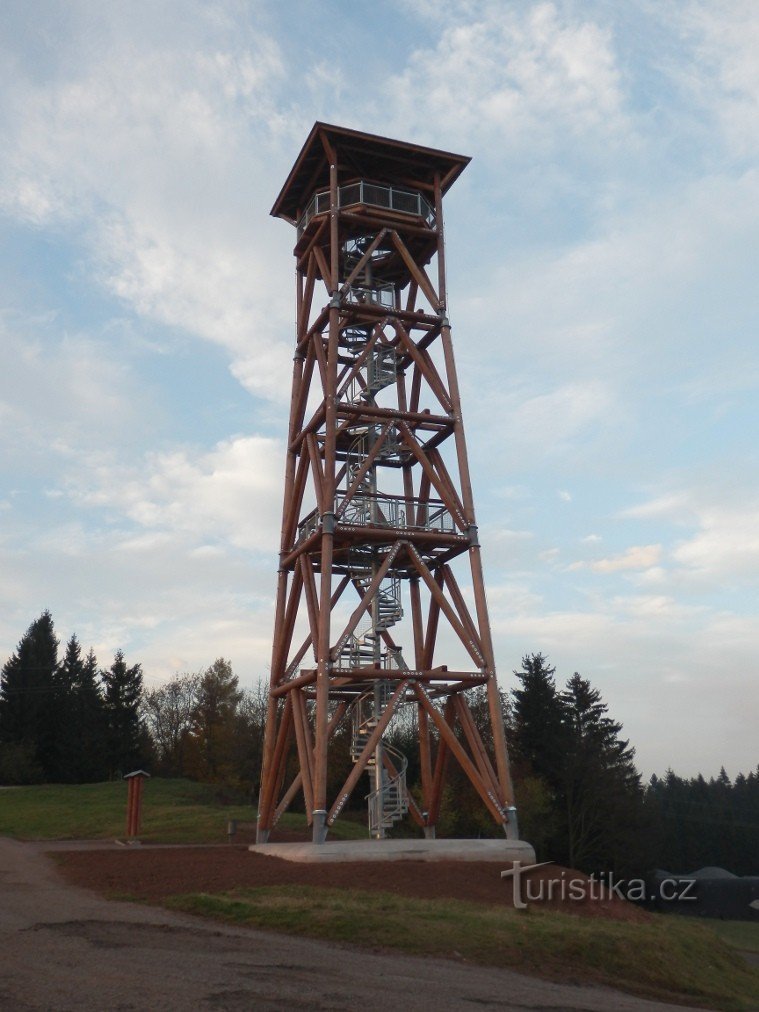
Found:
<box><xmin>0</xmin><ymin>838</ymin><xmax>698</xmax><ymax>1011</ymax></box>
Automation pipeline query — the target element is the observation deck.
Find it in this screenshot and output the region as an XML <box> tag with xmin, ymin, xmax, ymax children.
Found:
<box><xmin>297</xmin><ymin>180</ymin><xmax>436</xmax><ymax>236</ymax></box>
<box><xmin>271</xmin><ymin>122</ymin><xmax>470</xmax><ymax>226</ymax></box>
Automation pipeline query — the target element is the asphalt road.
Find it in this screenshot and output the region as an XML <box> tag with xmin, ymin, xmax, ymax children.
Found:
<box><xmin>0</xmin><ymin>837</ymin><xmax>699</xmax><ymax>1011</ymax></box>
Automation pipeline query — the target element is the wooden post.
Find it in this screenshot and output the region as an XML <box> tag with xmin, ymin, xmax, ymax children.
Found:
<box><xmin>124</xmin><ymin>770</ymin><xmax>150</xmax><ymax>840</ymax></box>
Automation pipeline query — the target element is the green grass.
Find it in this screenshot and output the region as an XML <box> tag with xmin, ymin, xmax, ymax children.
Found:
<box><xmin>706</xmin><ymin>919</ymin><xmax>759</xmax><ymax>954</ymax></box>
<box><xmin>0</xmin><ymin>778</ymin><xmax>366</xmax><ymax>843</ymax></box>
<box><xmin>167</xmin><ymin>886</ymin><xmax>759</xmax><ymax>1010</ymax></box>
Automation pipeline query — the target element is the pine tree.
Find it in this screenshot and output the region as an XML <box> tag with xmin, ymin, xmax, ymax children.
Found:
<box><xmin>0</xmin><ymin>611</ymin><xmax>59</xmax><ymax>781</ymax></box>
<box><xmin>73</xmin><ymin>648</ymin><xmax>108</xmax><ymax>782</ymax></box>
<box><xmin>102</xmin><ymin>650</ymin><xmax>144</xmax><ymax>778</ymax></box>
<box><xmin>559</xmin><ymin>672</ymin><xmax>643</xmax><ymax>872</ymax></box>
<box><xmin>510</xmin><ymin>653</ymin><xmax>568</xmax><ymax>787</ymax></box>
<box><xmin>50</xmin><ymin>635</ymin><xmax>86</xmax><ymax>781</ymax></box>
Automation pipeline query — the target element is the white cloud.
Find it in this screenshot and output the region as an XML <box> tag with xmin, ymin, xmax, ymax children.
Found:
<box><xmin>67</xmin><ymin>434</ymin><xmax>283</xmax><ymax>554</ymax></box>
<box><xmin>673</xmin><ymin>505</ymin><xmax>759</xmax><ymax>581</ymax></box>
<box><xmin>622</xmin><ymin>486</ymin><xmax>759</xmax><ymax>584</ymax></box>
<box><xmin>0</xmin><ymin>3</ymin><xmax>296</xmax><ymax>402</ymax></box>
<box><xmin>670</xmin><ymin>2</ymin><xmax>759</xmax><ymax>159</ymax></box>
<box><xmin>489</xmin><ymin>586</ymin><xmax>758</xmax><ymax>777</ymax></box>
<box><xmin>387</xmin><ymin>2</ymin><xmax>627</xmax><ymax>153</ymax></box>
<box><xmin>0</xmin><ymin>313</ymin><xmax>142</xmax><ymax>457</ymax></box>
<box><xmin>583</xmin><ymin>543</ymin><xmax>662</xmax><ymax>574</ymax></box>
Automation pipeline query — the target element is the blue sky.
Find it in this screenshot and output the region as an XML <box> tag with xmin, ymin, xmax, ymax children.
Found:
<box><xmin>1</xmin><ymin>0</ymin><xmax>757</xmax><ymax>779</ymax></box>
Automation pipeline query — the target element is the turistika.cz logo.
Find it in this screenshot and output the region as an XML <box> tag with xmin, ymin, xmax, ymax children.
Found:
<box><xmin>500</xmin><ymin>861</ymin><xmax>697</xmax><ymax>910</ymax></box>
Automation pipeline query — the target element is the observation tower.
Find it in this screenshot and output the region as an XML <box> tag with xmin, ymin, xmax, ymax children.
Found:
<box><xmin>257</xmin><ymin>123</ymin><xmax>519</xmax><ymax>844</ymax></box>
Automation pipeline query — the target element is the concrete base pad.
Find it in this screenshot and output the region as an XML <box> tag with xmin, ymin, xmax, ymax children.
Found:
<box><xmin>249</xmin><ymin>838</ymin><xmax>536</xmax><ymax>864</ymax></box>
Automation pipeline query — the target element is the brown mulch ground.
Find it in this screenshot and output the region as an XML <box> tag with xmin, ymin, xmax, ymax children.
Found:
<box><xmin>54</xmin><ymin>846</ymin><xmax>650</xmax><ymax>922</ymax></box>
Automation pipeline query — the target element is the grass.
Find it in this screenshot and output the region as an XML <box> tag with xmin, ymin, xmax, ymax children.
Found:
<box><xmin>167</xmin><ymin>886</ymin><xmax>759</xmax><ymax>1010</ymax></box>
<box><xmin>0</xmin><ymin>778</ymin><xmax>366</xmax><ymax>843</ymax></box>
<box><xmin>4</xmin><ymin>780</ymin><xmax>757</xmax><ymax>1006</ymax></box>
<box><xmin>707</xmin><ymin>919</ymin><xmax>759</xmax><ymax>954</ymax></box>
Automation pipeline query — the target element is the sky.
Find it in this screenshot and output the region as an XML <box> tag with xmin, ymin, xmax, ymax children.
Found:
<box><xmin>1</xmin><ymin>0</ymin><xmax>757</xmax><ymax>780</ymax></box>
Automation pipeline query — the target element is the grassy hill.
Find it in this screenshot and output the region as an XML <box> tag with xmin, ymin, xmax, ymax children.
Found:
<box><xmin>0</xmin><ymin>778</ymin><xmax>366</xmax><ymax>843</ymax></box>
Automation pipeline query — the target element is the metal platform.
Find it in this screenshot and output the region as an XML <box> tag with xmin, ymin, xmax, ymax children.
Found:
<box><xmin>249</xmin><ymin>838</ymin><xmax>536</xmax><ymax>864</ymax></box>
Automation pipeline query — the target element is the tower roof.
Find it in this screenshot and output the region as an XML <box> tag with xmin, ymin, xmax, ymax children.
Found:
<box><xmin>271</xmin><ymin>122</ymin><xmax>470</xmax><ymax>225</ymax></box>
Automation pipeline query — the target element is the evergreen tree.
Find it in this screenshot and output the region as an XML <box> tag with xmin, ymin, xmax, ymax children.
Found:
<box><xmin>0</xmin><ymin>611</ymin><xmax>59</xmax><ymax>781</ymax></box>
<box><xmin>644</xmin><ymin>764</ymin><xmax>759</xmax><ymax>876</ymax></box>
<box><xmin>50</xmin><ymin>635</ymin><xmax>86</xmax><ymax>781</ymax></box>
<box><xmin>73</xmin><ymin>648</ymin><xmax>108</xmax><ymax>782</ymax></box>
<box><xmin>559</xmin><ymin>672</ymin><xmax>644</xmax><ymax>872</ymax></box>
<box><xmin>510</xmin><ymin>653</ymin><xmax>568</xmax><ymax>787</ymax></box>
<box><xmin>102</xmin><ymin>650</ymin><xmax>144</xmax><ymax>777</ymax></box>
<box><xmin>509</xmin><ymin>655</ymin><xmax>647</xmax><ymax>872</ymax></box>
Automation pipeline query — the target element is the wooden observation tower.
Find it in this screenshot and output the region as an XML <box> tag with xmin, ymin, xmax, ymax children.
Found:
<box><xmin>257</xmin><ymin>123</ymin><xmax>518</xmax><ymax>844</ymax></box>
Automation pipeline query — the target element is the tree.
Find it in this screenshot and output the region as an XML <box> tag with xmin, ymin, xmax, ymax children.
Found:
<box><xmin>508</xmin><ymin>655</ymin><xmax>647</xmax><ymax>872</ymax></box>
<box><xmin>510</xmin><ymin>653</ymin><xmax>568</xmax><ymax>788</ymax></box>
<box><xmin>72</xmin><ymin>648</ymin><xmax>108</xmax><ymax>782</ymax></box>
<box><xmin>0</xmin><ymin>611</ymin><xmax>59</xmax><ymax>781</ymax></box>
<box><xmin>102</xmin><ymin>650</ymin><xmax>145</xmax><ymax>777</ymax></box>
<box><xmin>232</xmin><ymin>681</ymin><xmax>270</xmax><ymax>795</ymax></box>
<box><xmin>644</xmin><ymin>763</ymin><xmax>759</xmax><ymax>876</ymax></box>
<box><xmin>50</xmin><ymin>635</ymin><xmax>86</xmax><ymax>781</ymax></box>
<box><xmin>142</xmin><ymin>673</ymin><xmax>200</xmax><ymax>777</ymax></box>
<box><xmin>559</xmin><ymin>672</ymin><xmax>643</xmax><ymax>872</ymax></box>
<box><xmin>189</xmin><ymin>658</ymin><xmax>243</xmax><ymax>782</ymax></box>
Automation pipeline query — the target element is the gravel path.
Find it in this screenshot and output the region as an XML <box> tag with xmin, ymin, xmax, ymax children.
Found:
<box><xmin>0</xmin><ymin>837</ymin><xmax>699</xmax><ymax>1011</ymax></box>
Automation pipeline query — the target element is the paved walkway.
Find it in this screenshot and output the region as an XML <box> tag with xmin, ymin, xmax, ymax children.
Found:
<box><xmin>0</xmin><ymin>837</ymin><xmax>699</xmax><ymax>1011</ymax></box>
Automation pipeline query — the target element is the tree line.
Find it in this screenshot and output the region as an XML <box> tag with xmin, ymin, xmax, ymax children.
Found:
<box><xmin>0</xmin><ymin>611</ymin><xmax>145</xmax><ymax>783</ymax></box>
<box><xmin>1</xmin><ymin>613</ymin><xmax>756</xmax><ymax>877</ymax></box>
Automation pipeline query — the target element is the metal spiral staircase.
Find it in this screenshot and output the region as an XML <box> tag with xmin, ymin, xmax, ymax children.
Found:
<box><xmin>338</xmin><ymin>298</ymin><xmax>410</xmax><ymax>837</ymax></box>
<box><xmin>349</xmin><ymin>670</ymin><xmax>410</xmax><ymax>838</ymax></box>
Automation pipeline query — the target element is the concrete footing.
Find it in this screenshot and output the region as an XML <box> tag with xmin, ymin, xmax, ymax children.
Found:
<box><xmin>249</xmin><ymin>837</ymin><xmax>536</xmax><ymax>864</ymax></box>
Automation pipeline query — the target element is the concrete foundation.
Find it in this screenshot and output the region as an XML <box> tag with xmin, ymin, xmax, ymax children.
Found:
<box><xmin>249</xmin><ymin>838</ymin><xmax>536</xmax><ymax>864</ymax></box>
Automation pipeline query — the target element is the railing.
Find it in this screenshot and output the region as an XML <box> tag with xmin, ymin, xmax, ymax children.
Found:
<box><xmin>336</xmin><ymin>492</ymin><xmax>457</xmax><ymax>533</ymax></box>
<box><xmin>297</xmin><ymin>494</ymin><xmax>458</xmax><ymax>542</ymax></box>
<box><xmin>297</xmin><ymin>180</ymin><xmax>436</xmax><ymax>234</ymax></box>
<box><xmin>367</xmin><ymin>740</ymin><xmax>409</xmax><ymax>836</ymax></box>
<box><xmin>336</xmin><ymin>636</ymin><xmax>407</xmax><ymax>672</ymax></box>
<box><xmin>296</xmin><ymin>509</ymin><xmax>319</xmax><ymax>543</ymax></box>
<box><xmin>341</xmin><ymin>351</ymin><xmax>398</xmax><ymax>404</ymax></box>
<box><xmin>343</xmin><ymin>282</ymin><xmax>395</xmax><ymax>308</ymax></box>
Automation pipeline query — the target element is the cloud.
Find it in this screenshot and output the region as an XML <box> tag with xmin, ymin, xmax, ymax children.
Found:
<box><xmin>488</xmin><ymin>584</ymin><xmax>758</xmax><ymax>777</ymax></box>
<box><xmin>467</xmin><ymin>378</ymin><xmax>615</xmax><ymax>473</ymax></box>
<box><xmin>667</xmin><ymin>2</ymin><xmax>759</xmax><ymax>159</ymax></box>
<box><xmin>586</xmin><ymin>544</ymin><xmax>662</xmax><ymax>574</ymax></box>
<box><xmin>621</xmin><ymin>485</ymin><xmax>759</xmax><ymax>584</ymax></box>
<box><xmin>66</xmin><ymin>434</ymin><xmax>283</xmax><ymax>554</ymax></box>
<box><xmin>0</xmin><ymin>1</ymin><xmax>296</xmax><ymax>403</ymax></box>
<box><xmin>0</xmin><ymin>312</ymin><xmax>143</xmax><ymax>459</ymax></box>
<box><xmin>673</xmin><ymin>505</ymin><xmax>759</xmax><ymax>581</ymax></box>
<box><xmin>387</xmin><ymin>2</ymin><xmax>627</xmax><ymax>153</ymax></box>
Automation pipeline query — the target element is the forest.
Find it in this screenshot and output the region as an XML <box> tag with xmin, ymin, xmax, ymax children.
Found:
<box><xmin>1</xmin><ymin>611</ymin><xmax>757</xmax><ymax>878</ymax></box>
